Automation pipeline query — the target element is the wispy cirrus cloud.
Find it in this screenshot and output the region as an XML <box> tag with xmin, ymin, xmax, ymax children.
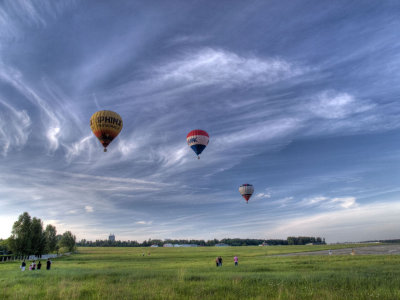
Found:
<box><xmin>309</xmin><ymin>90</ymin><xmax>374</xmax><ymax>119</ymax></box>
<box><xmin>0</xmin><ymin>98</ymin><xmax>31</xmax><ymax>155</ymax></box>
<box><xmin>0</xmin><ymin>0</ymin><xmax>76</xmax><ymax>40</ymax></box>
<box><xmin>1</xmin><ymin>1</ymin><xmax>400</xmax><ymax>244</ymax></box>
<box><xmin>64</xmin><ymin>135</ymin><xmax>94</xmax><ymax>162</ymax></box>
<box><xmin>165</xmin><ymin>35</ymin><xmax>209</xmax><ymax>47</ymax></box>
<box><xmin>256</xmin><ymin>192</ymin><xmax>271</xmax><ymax>199</ymax></box>
<box><xmin>302</xmin><ymin>196</ymin><xmax>358</xmax><ymax>209</ymax></box>
<box><xmin>153</xmin><ymin>48</ymin><xmax>306</xmax><ymax>89</ymax></box>
<box><xmin>0</xmin><ymin>66</ymin><xmax>63</xmax><ymax>152</ymax></box>
<box><xmin>136</xmin><ymin>220</ymin><xmax>153</xmax><ymax>225</ymax></box>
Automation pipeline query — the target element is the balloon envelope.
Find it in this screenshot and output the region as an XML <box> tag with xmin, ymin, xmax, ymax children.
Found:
<box><xmin>90</xmin><ymin>110</ymin><xmax>123</xmax><ymax>152</ymax></box>
<box><xmin>239</xmin><ymin>184</ymin><xmax>254</xmax><ymax>203</ymax></box>
<box><xmin>187</xmin><ymin>129</ymin><xmax>209</xmax><ymax>158</ymax></box>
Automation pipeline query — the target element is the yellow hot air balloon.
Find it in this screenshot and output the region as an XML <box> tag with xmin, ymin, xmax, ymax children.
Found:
<box><xmin>90</xmin><ymin>110</ymin><xmax>123</xmax><ymax>152</ymax></box>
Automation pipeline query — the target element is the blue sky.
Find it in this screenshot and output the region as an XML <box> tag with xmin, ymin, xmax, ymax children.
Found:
<box><xmin>1</xmin><ymin>1</ymin><xmax>400</xmax><ymax>243</ymax></box>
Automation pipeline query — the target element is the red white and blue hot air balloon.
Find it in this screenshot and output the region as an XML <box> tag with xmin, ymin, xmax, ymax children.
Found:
<box><xmin>186</xmin><ymin>129</ymin><xmax>209</xmax><ymax>159</ymax></box>
<box><xmin>239</xmin><ymin>184</ymin><xmax>254</xmax><ymax>203</ymax></box>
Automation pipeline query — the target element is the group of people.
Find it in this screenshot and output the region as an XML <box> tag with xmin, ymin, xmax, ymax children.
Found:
<box><xmin>20</xmin><ymin>258</ymin><xmax>52</xmax><ymax>271</ymax></box>
<box><xmin>215</xmin><ymin>256</ymin><xmax>239</xmax><ymax>267</ymax></box>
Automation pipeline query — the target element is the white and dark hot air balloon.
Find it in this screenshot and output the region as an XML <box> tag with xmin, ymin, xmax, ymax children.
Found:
<box><xmin>239</xmin><ymin>184</ymin><xmax>254</xmax><ymax>203</ymax></box>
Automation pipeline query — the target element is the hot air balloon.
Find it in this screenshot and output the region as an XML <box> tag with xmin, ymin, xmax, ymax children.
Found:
<box><xmin>239</xmin><ymin>184</ymin><xmax>254</xmax><ymax>203</ymax></box>
<box><xmin>90</xmin><ymin>110</ymin><xmax>123</xmax><ymax>152</ymax></box>
<box><xmin>186</xmin><ymin>129</ymin><xmax>209</xmax><ymax>159</ymax></box>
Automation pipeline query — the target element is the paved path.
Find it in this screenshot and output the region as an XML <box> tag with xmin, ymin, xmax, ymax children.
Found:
<box><xmin>275</xmin><ymin>244</ymin><xmax>400</xmax><ymax>256</ymax></box>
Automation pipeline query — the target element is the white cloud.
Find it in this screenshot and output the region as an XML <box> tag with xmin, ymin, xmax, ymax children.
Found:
<box><xmin>307</xmin><ymin>196</ymin><xmax>328</xmax><ymax>204</ymax></box>
<box><xmin>117</xmin><ymin>140</ymin><xmax>137</xmax><ymax>157</ymax></box>
<box><xmin>309</xmin><ymin>90</ymin><xmax>374</xmax><ymax>119</ymax></box>
<box><xmin>0</xmin><ymin>99</ymin><xmax>31</xmax><ymax>155</ymax></box>
<box><xmin>0</xmin><ymin>65</ymin><xmax>63</xmax><ymax>153</ymax></box>
<box><xmin>0</xmin><ymin>1</ymin><xmax>77</xmax><ymax>41</ymax></box>
<box><xmin>256</xmin><ymin>192</ymin><xmax>271</xmax><ymax>199</ymax></box>
<box><xmin>64</xmin><ymin>135</ymin><xmax>94</xmax><ymax>162</ymax></box>
<box><xmin>154</xmin><ymin>48</ymin><xmax>306</xmax><ymax>89</ymax></box>
<box><xmin>46</xmin><ymin>126</ymin><xmax>60</xmax><ymax>152</ymax></box>
<box><xmin>159</xmin><ymin>145</ymin><xmax>189</xmax><ymax>168</ymax></box>
<box><xmin>331</xmin><ymin>197</ymin><xmax>357</xmax><ymax>209</ymax></box>
<box><xmin>85</xmin><ymin>206</ymin><xmax>94</xmax><ymax>213</ymax></box>
<box><xmin>136</xmin><ymin>220</ymin><xmax>152</xmax><ymax>225</ymax></box>
<box><xmin>302</xmin><ymin>196</ymin><xmax>358</xmax><ymax>209</ymax></box>
<box><xmin>0</xmin><ymin>214</ymin><xmax>20</xmax><ymax>238</ymax></box>
<box><xmin>44</xmin><ymin>219</ymin><xmax>65</xmax><ymax>230</ymax></box>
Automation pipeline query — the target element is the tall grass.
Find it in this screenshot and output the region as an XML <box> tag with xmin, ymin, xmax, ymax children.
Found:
<box><xmin>1</xmin><ymin>245</ymin><xmax>399</xmax><ymax>299</ymax></box>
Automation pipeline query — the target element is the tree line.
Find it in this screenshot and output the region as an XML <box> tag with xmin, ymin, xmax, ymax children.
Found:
<box><xmin>77</xmin><ymin>237</ymin><xmax>326</xmax><ymax>247</ymax></box>
<box><xmin>287</xmin><ymin>236</ymin><xmax>325</xmax><ymax>245</ymax></box>
<box><xmin>1</xmin><ymin>212</ymin><xmax>76</xmax><ymax>256</ymax></box>
<box><xmin>361</xmin><ymin>239</ymin><xmax>400</xmax><ymax>244</ymax></box>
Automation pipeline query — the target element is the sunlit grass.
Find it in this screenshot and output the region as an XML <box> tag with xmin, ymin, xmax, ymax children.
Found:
<box><xmin>1</xmin><ymin>245</ymin><xmax>399</xmax><ymax>299</ymax></box>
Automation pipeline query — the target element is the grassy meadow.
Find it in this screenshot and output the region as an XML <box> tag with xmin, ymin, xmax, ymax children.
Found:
<box><xmin>1</xmin><ymin>245</ymin><xmax>400</xmax><ymax>299</ymax></box>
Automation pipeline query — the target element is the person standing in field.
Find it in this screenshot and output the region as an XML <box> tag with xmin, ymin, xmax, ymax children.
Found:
<box><xmin>37</xmin><ymin>261</ymin><xmax>42</xmax><ymax>270</ymax></box>
<box><xmin>218</xmin><ymin>256</ymin><xmax>223</xmax><ymax>267</ymax></box>
<box><xmin>46</xmin><ymin>258</ymin><xmax>52</xmax><ymax>270</ymax></box>
<box><xmin>31</xmin><ymin>261</ymin><xmax>36</xmax><ymax>270</ymax></box>
<box><xmin>20</xmin><ymin>260</ymin><xmax>26</xmax><ymax>271</ymax></box>
<box><xmin>216</xmin><ymin>257</ymin><xmax>219</xmax><ymax>267</ymax></box>
<box><xmin>234</xmin><ymin>256</ymin><xmax>238</xmax><ymax>266</ymax></box>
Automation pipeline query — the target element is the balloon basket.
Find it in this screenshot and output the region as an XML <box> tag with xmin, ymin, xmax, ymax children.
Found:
<box><xmin>197</xmin><ymin>156</ymin><xmax>200</xmax><ymax>159</ymax></box>
<box><xmin>104</xmin><ymin>148</ymin><xmax>107</xmax><ymax>152</ymax></box>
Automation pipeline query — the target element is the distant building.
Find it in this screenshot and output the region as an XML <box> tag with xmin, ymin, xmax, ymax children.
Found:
<box><xmin>109</xmin><ymin>234</ymin><xmax>115</xmax><ymax>242</ymax></box>
<box><xmin>215</xmin><ymin>243</ymin><xmax>229</xmax><ymax>247</ymax></box>
<box><xmin>163</xmin><ymin>243</ymin><xmax>173</xmax><ymax>247</ymax></box>
<box><xmin>150</xmin><ymin>244</ymin><xmax>159</xmax><ymax>247</ymax></box>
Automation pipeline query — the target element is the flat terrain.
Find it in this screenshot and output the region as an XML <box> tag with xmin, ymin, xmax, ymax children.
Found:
<box><xmin>1</xmin><ymin>244</ymin><xmax>400</xmax><ymax>299</ymax></box>
<box><xmin>277</xmin><ymin>244</ymin><xmax>400</xmax><ymax>256</ymax></box>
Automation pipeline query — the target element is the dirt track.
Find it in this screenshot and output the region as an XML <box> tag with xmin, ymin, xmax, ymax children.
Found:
<box><xmin>275</xmin><ymin>244</ymin><xmax>400</xmax><ymax>256</ymax></box>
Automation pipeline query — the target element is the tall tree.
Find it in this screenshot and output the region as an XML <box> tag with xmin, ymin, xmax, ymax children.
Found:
<box><xmin>59</xmin><ymin>231</ymin><xmax>76</xmax><ymax>252</ymax></box>
<box><xmin>9</xmin><ymin>212</ymin><xmax>32</xmax><ymax>255</ymax></box>
<box><xmin>31</xmin><ymin>217</ymin><xmax>46</xmax><ymax>256</ymax></box>
<box><xmin>44</xmin><ymin>224</ymin><xmax>57</xmax><ymax>253</ymax></box>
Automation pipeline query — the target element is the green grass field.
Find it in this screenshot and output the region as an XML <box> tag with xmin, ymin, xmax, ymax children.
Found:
<box><xmin>1</xmin><ymin>245</ymin><xmax>400</xmax><ymax>299</ymax></box>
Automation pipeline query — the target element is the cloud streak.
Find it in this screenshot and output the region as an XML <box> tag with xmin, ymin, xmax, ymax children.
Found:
<box><xmin>153</xmin><ymin>48</ymin><xmax>306</xmax><ymax>89</ymax></box>
<box><xmin>0</xmin><ymin>98</ymin><xmax>31</xmax><ymax>155</ymax></box>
